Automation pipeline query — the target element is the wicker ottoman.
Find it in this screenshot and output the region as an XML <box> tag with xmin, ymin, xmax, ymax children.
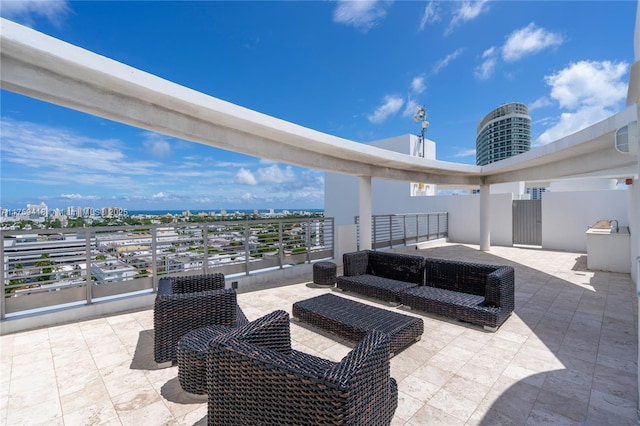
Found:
<box><xmin>177</xmin><ymin>325</ymin><xmax>230</xmax><ymax>399</ymax></box>
<box><xmin>292</xmin><ymin>293</ymin><xmax>424</xmax><ymax>356</ymax></box>
<box><xmin>313</xmin><ymin>261</ymin><xmax>337</xmax><ymax>286</ymax></box>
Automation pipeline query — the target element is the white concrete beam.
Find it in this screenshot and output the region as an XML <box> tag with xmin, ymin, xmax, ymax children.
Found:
<box><xmin>484</xmin><ymin>146</ymin><xmax>639</xmax><ymax>184</ymax></box>
<box><xmin>0</xmin><ymin>18</ymin><xmax>481</xmax><ymax>186</ymax></box>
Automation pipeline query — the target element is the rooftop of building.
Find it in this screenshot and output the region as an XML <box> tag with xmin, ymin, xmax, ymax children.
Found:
<box><xmin>1</xmin><ymin>243</ymin><xmax>637</xmax><ymax>425</ymax></box>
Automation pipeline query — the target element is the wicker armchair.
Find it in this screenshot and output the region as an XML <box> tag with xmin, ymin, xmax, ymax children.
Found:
<box><xmin>153</xmin><ymin>273</ymin><xmax>244</xmax><ymax>365</ymax></box>
<box><xmin>207</xmin><ymin>310</ymin><xmax>398</xmax><ymax>426</ymax></box>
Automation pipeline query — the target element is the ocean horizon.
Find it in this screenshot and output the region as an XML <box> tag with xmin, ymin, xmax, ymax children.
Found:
<box><xmin>128</xmin><ymin>208</ymin><xmax>324</xmax><ymax>216</ymax></box>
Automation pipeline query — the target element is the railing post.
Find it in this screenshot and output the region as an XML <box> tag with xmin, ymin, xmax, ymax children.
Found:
<box><xmin>151</xmin><ymin>225</ymin><xmax>158</xmax><ymax>292</ymax></box>
<box><xmin>331</xmin><ymin>218</ymin><xmax>335</xmax><ymax>260</ymax></box>
<box><xmin>1</xmin><ymin>233</ymin><xmax>6</xmax><ymax>320</ymax></box>
<box><xmin>372</xmin><ymin>216</ymin><xmax>377</xmax><ymax>251</ymax></box>
<box><xmin>244</xmin><ymin>221</ymin><xmax>250</xmax><ymax>275</ymax></box>
<box><xmin>305</xmin><ymin>220</ymin><xmax>311</xmax><ymax>263</ymax></box>
<box><xmin>278</xmin><ymin>220</ymin><xmax>284</xmax><ymax>269</ymax></box>
<box><xmin>388</xmin><ymin>215</ymin><xmax>392</xmax><ymax>248</ymax></box>
<box><xmin>445</xmin><ymin>212</ymin><xmax>449</xmax><ymax>238</ymax></box>
<box><xmin>203</xmin><ymin>225</ymin><xmax>209</xmax><ymax>275</ymax></box>
<box><xmin>85</xmin><ymin>231</ymin><xmax>92</xmax><ymax>304</ymax></box>
<box><xmin>403</xmin><ymin>215</ymin><xmax>408</xmax><ymax>246</ymax></box>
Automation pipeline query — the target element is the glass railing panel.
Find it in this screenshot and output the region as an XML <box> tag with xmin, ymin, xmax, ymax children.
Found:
<box><xmin>2</xmin><ymin>217</ymin><xmax>334</xmax><ymax>320</ymax></box>
<box><xmin>356</xmin><ymin>213</ymin><xmax>448</xmax><ymax>249</ymax></box>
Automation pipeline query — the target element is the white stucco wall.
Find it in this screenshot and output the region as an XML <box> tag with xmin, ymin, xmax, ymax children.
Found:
<box><xmin>326</xmin><ymin>171</ymin><xmax>632</xmax><ymax>254</ymax></box>
<box><xmin>325</xmin><ymin>173</ymin><xmax>443</xmax><ymax>222</ymax></box>
<box><xmin>542</xmin><ymin>189</ymin><xmax>629</xmax><ymax>252</ymax></box>
<box><xmin>325</xmin><ymin>172</ymin><xmax>360</xmax><ymax>226</ymax></box>
<box><xmin>325</xmin><ymin>173</ymin><xmax>515</xmax><ymax>248</ymax></box>
<box><xmin>631</xmin><ymin>180</ymin><xmax>639</xmax><ymax>285</ymax></box>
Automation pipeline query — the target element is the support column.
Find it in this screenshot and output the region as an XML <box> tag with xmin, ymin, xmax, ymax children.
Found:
<box><xmin>359</xmin><ymin>176</ymin><xmax>372</xmax><ymax>250</ymax></box>
<box><xmin>480</xmin><ymin>183</ymin><xmax>490</xmax><ymax>251</ymax></box>
<box><xmin>630</xmin><ymin>4</ymin><xmax>640</xmax><ymax>419</ymax></box>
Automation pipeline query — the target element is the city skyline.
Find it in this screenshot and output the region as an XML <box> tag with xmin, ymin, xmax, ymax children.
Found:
<box><xmin>0</xmin><ymin>1</ymin><xmax>635</xmax><ymax>210</ymax></box>
<box><xmin>1</xmin><ymin>201</ymin><xmax>323</xmax><ymax>219</ymax></box>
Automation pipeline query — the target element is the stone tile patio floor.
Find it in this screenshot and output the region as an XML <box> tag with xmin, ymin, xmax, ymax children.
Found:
<box><xmin>1</xmin><ymin>243</ymin><xmax>637</xmax><ymax>425</ymax></box>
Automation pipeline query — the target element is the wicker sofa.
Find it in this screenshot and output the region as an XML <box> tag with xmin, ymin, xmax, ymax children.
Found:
<box><xmin>336</xmin><ymin>250</ymin><xmax>426</xmax><ymax>304</ymax></box>
<box><xmin>153</xmin><ymin>273</ymin><xmax>246</xmax><ymax>366</ymax></box>
<box><xmin>401</xmin><ymin>258</ymin><xmax>515</xmax><ymax>331</ymax></box>
<box><xmin>207</xmin><ymin>310</ymin><xmax>398</xmax><ymax>426</ymax></box>
<box><xmin>336</xmin><ymin>251</ymin><xmax>515</xmax><ymax>331</ymax></box>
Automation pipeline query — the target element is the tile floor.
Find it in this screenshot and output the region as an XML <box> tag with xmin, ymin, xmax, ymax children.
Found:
<box><xmin>1</xmin><ymin>243</ymin><xmax>638</xmax><ymax>425</ymax></box>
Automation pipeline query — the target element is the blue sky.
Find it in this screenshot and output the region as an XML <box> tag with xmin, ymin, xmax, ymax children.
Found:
<box><xmin>0</xmin><ymin>1</ymin><xmax>636</xmax><ymax>211</ymax></box>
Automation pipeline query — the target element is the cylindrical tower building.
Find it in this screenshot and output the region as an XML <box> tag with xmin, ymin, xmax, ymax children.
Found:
<box><xmin>476</xmin><ymin>102</ymin><xmax>531</xmax><ymax>166</ymax></box>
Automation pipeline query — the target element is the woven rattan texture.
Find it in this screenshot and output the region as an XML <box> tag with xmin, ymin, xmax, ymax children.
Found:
<box><xmin>153</xmin><ymin>273</ymin><xmax>239</xmax><ymax>364</ymax></box>
<box><xmin>177</xmin><ymin>305</ymin><xmax>249</xmax><ymax>395</ymax></box>
<box><xmin>402</xmin><ymin>259</ymin><xmax>515</xmax><ymax>329</ymax></box>
<box><xmin>207</xmin><ymin>310</ymin><xmax>398</xmax><ymax>425</ymax></box>
<box><xmin>336</xmin><ymin>250</ymin><xmax>425</xmax><ymax>303</ymax></box>
<box><xmin>336</xmin><ymin>274</ymin><xmax>419</xmax><ymax>303</ymax></box>
<box><xmin>292</xmin><ymin>293</ymin><xmax>423</xmax><ymax>356</ymax></box>
<box><xmin>313</xmin><ymin>261</ymin><xmax>337</xmax><ymax>286</ymax></box>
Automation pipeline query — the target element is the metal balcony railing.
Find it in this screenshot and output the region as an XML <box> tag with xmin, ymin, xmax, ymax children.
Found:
<box><xmin>355</xmin><ymin>212</ymin><xmax>448</xmax><ymax>250</ymax></box>
<box><xmin>1</xmin><ymin>217</ymin><xmax>334</xmax><ymax>319</ymax></box>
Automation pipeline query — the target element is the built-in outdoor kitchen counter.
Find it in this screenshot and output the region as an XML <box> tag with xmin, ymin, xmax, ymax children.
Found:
<box><xmin>586</xmin><ymin>220</ymin><xmax>631</xmax><ymax>273</ymax></box>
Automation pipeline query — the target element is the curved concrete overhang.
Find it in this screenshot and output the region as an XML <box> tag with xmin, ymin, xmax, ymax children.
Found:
<box><xmin>1</xmin><ymin>18</ymin><xmax>637</xmax><ymax>189</ymax></box>
<box><xmin>0</xmin><ymin>18</ymin><xmax>480</xmax><ymax>186</ymax></box>
<box><xmin>480</xmin><ymin>107</ymin><xmax>638</xmax><ymax>184</ymax></box>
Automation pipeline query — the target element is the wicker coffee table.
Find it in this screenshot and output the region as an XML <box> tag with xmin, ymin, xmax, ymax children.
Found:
<box><xmin>292</xmin><ymin>293</ymin><xmax>424</xmax><ymax>356</ymax></box>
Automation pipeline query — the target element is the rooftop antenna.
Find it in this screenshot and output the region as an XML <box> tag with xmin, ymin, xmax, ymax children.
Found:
<box><xmin>413</xmin><ymin>106</ymin><xmax>429</xmax><ymax>157</ymax></box>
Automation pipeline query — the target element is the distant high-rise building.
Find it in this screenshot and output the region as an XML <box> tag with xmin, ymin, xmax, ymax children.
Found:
<box><xmin>476</xmin><ymin>102</ymin><xmax>531</xmax><ymax>166</ymax></box>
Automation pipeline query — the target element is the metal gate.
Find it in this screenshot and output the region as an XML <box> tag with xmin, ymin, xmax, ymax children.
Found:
<box><xmin>513</xmin><ymin>200</ymin><xmax>542</xmax><ymax>245</ymax></box>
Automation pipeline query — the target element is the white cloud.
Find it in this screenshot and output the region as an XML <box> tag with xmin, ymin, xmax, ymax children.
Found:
<box><xmin>433</xmin><ymin>48</ymin><xmax>464</xmax><ymax>74</ymax></box>
<box><xmin>333</xmin><ymin>0</ymin><xmax>391</xmax><ymax>32</ymax></box>
<box><xmin>402</xmin><ymin>77</ymin><xmax>427</xmax><ymax>118</ymax></box>
<box><xmin>454</xmin><ymin>148</ymin><xmax>476</xmax><ymax>158</ymax></box>
<box><xmin>235</xmin><ymin>168</ymin><xmax>258</xmax><ymax>185</ymax></box>
<box><xmin>256</xmin><ymin>164</ymin><xmax>296</xmax><ymax>184</ymax></box>
<box><xmin>476</xmin><ymin>23</ymin><xmax>563</xmax><ymax>80</ymax></box>
<box><xmin>403</xmin><ymin>99</ymin><xmax>419</xmax><ymax>119</ymax></box>
<box><xmin>545</xmin><ymin>60</ymin><xmax>628</xmax><ymax>110</ymax></box>
<box><xmin>536</xmin><ymin>107</ymin><xmax>613</xmax><ymax>146</ymax></box>
<box><xmin>0</xmin><ymin>0</ymin><xmax>71</xmax><ymax>27</ymax></box>
<box><xmin>367</xmin><ymin>95</ymin><xmax>404</xmax><ymax>124</ymax></box>
<box><xmin>529</xmin><ymin>96</ymin><xmax>553</xmax><ymax>111</ymax></box>
<box><xmin>446</xmin><ymin>0</ymin><xmax>490</xmax><ymax>35</ymax></box>
<box><xmin>193</xmin><ymin>197</ymin><xmax>213</xmax><ymax>204</ymax></box>
<box><xmin>410</xmin><ymin>76</ymin><xmax>426</xmax><ymax>94</ymax></box>
<box><xmin>474</xmin><ymin>46</ymin><xmax>497</xmax><ymax>80</ymax></box>
<box><xmin>502</xmin><ymin>23</ymin><xmax>564</xmax><ymax>62</ymax></box>
<box><xmin>61</xmin><ymin>193</ymin><xmax>99</xmax><ymax>200</ymax></box>
<box><xmin>536</xmin><ymin>60</ymin><xmax>629</xmax><ymax>145</ymax></box>
<box><xmin>142</xmin><ymin>133</ymin><xmax>172</xmax><ymax>157</ymax></box>
<box><xmin>419</xmin><ymin>1</ymin><xmax>440</xmax><ymax>31</ymax></box>
<box><xmin>0</xmin><ymin>118</ymin><xmax>326</xmax><ymax>209</ymax></box>
<box><xmin>0</xmin><ymin>118</ymin><xmax>161</xmax><ymax>189</ymax></box>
